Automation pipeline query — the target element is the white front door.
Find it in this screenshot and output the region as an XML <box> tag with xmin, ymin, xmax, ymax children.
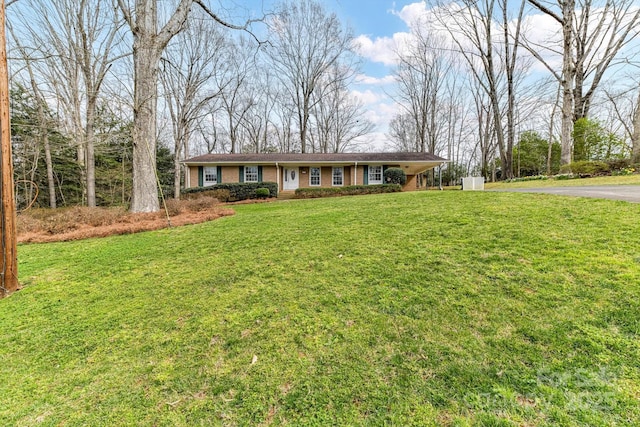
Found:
<box><xmin>283</xmin><ymin>167</ymin><xmax>299</xmax><ymax>190</ymax></box>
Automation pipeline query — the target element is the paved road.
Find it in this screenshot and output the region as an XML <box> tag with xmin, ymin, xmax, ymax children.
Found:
<box><xmin>490</xmin><ymin>185</ymin><xmax>640</xmax><ymax>203</ymax></box>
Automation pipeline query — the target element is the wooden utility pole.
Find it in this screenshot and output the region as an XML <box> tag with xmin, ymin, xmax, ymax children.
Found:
<box><xmin>0</xmin><ymin>0</ymin><xmax>18</xmax><ymax>298</ymax></box>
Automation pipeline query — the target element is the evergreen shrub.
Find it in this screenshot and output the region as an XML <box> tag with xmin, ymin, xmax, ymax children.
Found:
<box><xmin>562</xmin><ymin>161</ymin><xmax>610</xmax><ymax>176</ymax></box>
<box><xmin>295</xmin><ymin>184</ymin><xmax>401</xmax><ymax>198</ymax></box>
<box><xmin>383</xmin><ymin>167</ymin><xmax>407</xmax><ymax>185</ymax></box>
<box><xmin>183</xmin><ymin>182</ymin><xmax>278</xmax><ymax>201</ymax></box>
<box><xmin>255</xmin><ymin>188</ymin><xmax>270</xmax><ymax>199</ymax></box>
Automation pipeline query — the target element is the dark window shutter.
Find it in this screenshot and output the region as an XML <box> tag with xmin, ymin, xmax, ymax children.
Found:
<box><xmin>217</xmin><ymin>166</ymin><xmax>222</xmax><ymax>184</ymax></box>
<box><xmin>198</xmin><ymin>166</ymin><xmax>203</xmax><ymax>187</ymax></box>
<box><xmin>363</xmin><ymin>165</ymin><xmax>369</xmax><ymax>185</ymax></box>
<box><xmin>258</xmin><ymin>166</ymin><xmax>263</xmax><ymax>182</ymax></box>
<box><xmin>239</xmin><ymin>166</ymin><xmax>245</xmax><ymax>183</ymax></box>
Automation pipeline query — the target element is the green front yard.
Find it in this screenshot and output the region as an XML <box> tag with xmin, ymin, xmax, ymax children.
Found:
<box><xmin>2</xmin><ymin>191</ymin><xmax>639</xmax><ymax>426</ymax></box>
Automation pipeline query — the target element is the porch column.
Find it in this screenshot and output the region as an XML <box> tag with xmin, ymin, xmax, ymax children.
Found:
<box><xmin>354</xmin><ymin>162</ymin><xmax>358</xmax><ymax>185</ymax></box>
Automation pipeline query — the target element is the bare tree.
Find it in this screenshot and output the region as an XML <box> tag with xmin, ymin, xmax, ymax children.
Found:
<box><xmin>215</xmin><ymin>37</ymin><xmax>256</xmax><ymax>154</ymax></box>
<box><xmin>393</xmin><ymin>26</ymin><xmax>450</xmax><ymax>155</ymax></box>
<box><xmin>273</xmin><ymin>98</ymin><xmax>296</xmax><ymax>153</ymax></box>
<box><xmin>310</xmin><ymin>64</ymin><xmax>373</xmax><ymax>153</ymax></box>
<box><xmin>11</xmin><ymin>0</ymin><xmax>125</xmax><ymax>207</ymax></box>
<box><xmin>117</xmin><ymin>0</ymin><xmax>262</xmax><ymax>211</ymax></box>
<box><xmin>605</xmin><ymin>84</ymin><xmax>640</xmax><ymax>162</ymax></box>
<box><xmin>633</xmin><ymin>89</ymin><xmax>640</xmax><ymax>162</ymax></box>
<box><xmin>7</xmin><ymin>25</ymin><xmax>57</xmax><ymax>208</ymax></box>
<box><xmin>161</xmin><ymin>12</ymin><xmax>225</xmax><ymax>198</ymax></box>
<box><xmin>471</xmin><ymin>77</ymin><xmax>496</xmax><ymax>180</ymax></box>
<box><xmin>434</xmin><ymin>0</ymin><xmax>526</xmax><ymax>179</ymax></box>
<box><xmin>117</xmin><ymin>0</ymin><xmax>193</xmax><ymax>212</ymax></box>
<box><xmin>527</xmin><ymin>0</ymin><xmax>640</xmax><ymax>164</ymax></box>
<box><xmin>241</xmin><ymin>70</ymin><xmax>279</xmax><ymax>154</ymax></box>
<box><xmin>268</xmin><ymin>0</ymin><xmax>354</xmax><ymax>153</ymax></box>
<box><xmin>388</xmin><ymin>113</ymin><xmax>419</xmax><ymax>152</ymax></box>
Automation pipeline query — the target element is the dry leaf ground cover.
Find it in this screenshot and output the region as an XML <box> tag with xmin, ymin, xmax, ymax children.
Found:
<box><xmin>2</xmin><ymin>191</ymin><xmax>640</xmax><ymax>426</ymax></box>
<box><xmin>17</xmin><ymin>197</ymin><xmax>235</xmax><ymax>243</ymax></box>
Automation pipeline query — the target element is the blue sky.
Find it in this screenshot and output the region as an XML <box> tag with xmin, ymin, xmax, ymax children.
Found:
<box><xmin>243</xmin><ymin>0</ymin><xmax>416</xmax><ymax>78</ymax></box>
<box><xmin>238</xmin><ymin>0</ymin><xmax>640</xmax><ymax>151</ymax></box>
<box><xmin>240</xmin><ymin>0</ymin><xmax>423</xmax><ymax>149</ymax></box>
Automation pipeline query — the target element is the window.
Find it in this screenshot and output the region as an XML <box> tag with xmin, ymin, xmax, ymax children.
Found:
<box><xmin>368</xmin><ymin>165</ymin><xmax>382</xmax><ymax>184</ymax></box>
<box><xmin>203</xmin><ymin>166</ymin><xmax>217</xmax><ymax>186</ymax></box>
<box><xmin>245</xmin><ymin>166</ymin><xmax>258</xmax><ymax>183</ymax></box>
<box><xmin>332</xmin><ymin>167</ymin><xmax>343</xmax><ymax>186</ymax></box>
<box><xmin>310</xmin><ymin>167</ymin><xmax>321</xmax><ymax>186</ymax></box>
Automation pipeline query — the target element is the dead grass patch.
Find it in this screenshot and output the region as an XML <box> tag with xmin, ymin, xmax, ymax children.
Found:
<box><xmin>18</xmin><ymin>198</ymin><xmax>234</xmax><ymax>244</ymax></box>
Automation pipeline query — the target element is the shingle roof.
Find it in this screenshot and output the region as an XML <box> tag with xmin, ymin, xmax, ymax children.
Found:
<box><xmin>183</xmin><ymin>152</ymin><xmax>447</xmax><ymax>164</ymax></box>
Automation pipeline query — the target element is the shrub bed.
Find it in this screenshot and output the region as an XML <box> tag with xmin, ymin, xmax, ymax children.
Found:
<box><xmin>560</xmin><ymin>160</ymin><xmax>610</xmax><ymax>177</ymax></box>
<box><xmin>183</xmin><ymin>182</ymin><xmax>278</xmax><ymax>201</ymax></box>
<box><xmin>295</xmin><ymin>184</ymin><xmax>401</xmax><ymax>198</ymax></box>
<box><xmin>505</xmin><ymin>175</ymin><xmax>549</xmax><ymax>183</ymax></box>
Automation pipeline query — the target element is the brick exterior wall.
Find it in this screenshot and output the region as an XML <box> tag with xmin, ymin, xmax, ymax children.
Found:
<box><xmin>403</xmin><ymin>174</ymin><xmax>417</xmax><ymax>191</ymax></box>
<box><xmin>189</xmin><ymin>166</ymin><xmax>198</xmax><ymax>188</ymax></box>
<box><xmin>262</xmin><ymin>166</ymin><xmax>277</xmax><ymax>183</ymax></box>
<box><xmin>187</xmin><ymin>164</ymin><xmax>423</xmax><ymax>191</ymax></box>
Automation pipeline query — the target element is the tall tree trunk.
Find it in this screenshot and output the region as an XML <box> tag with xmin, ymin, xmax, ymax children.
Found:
<box><xmin>42</xmin><ymin>134</ymin><xmax>56</xmax><ymax>209</ymax></box>
<box><xmin>119</xmin><ymin>0</ymin><xmax>193</xmax><ymax>212</ymax></box>
<box><xmin>173</xmin><ymin>127</ymin><xmax>188</xmax><ymax>199</ymax></box>
<box><xmin>131</xmin><ymin>38</ymin><xmax>162</xmax><ymax>212</ymax></box>
<box><xmin>85</xmin><ymin>101</ymin><xmax>97</xmax><ymax>207</ymax></box>
<box><xmin>560</xmin><ymin>0</ymin><xmax>575</xmax><ymax>165</ymax></box>
<box><xmin>548</xmin><ymin>85</ymin><xmax>561</xmax><ymax>174</ymax></box>
<box><xmin>26</xmin><ymin>59</ymin><xmax>57</xmax><ymax>208</ymax></box>
<box><xmin>632</xmin><ymin>88</ymin><xmax>640</xmax><ymax>163</ymax></box>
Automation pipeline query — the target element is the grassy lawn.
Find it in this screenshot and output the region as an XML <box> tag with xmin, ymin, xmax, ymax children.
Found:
<box><xmin>484</xmin><ymin>174</ymin><xmax>640</xmax><ymax>189</ymax></box>
<box><xmin>2</xmin><ymin>191</ymin><xmax>640</xmax><ymax>426</ymax></box>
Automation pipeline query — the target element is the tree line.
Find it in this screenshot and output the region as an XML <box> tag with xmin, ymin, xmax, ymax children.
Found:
<box><xmin>7</xmin><ymin>0</ymin><xmax>640</xmax><ymax>211</ymax></box>
<box><xmin>389</xmin><ymin>0</ymin><xmax>640</xmax><ymax>184</ymax></box>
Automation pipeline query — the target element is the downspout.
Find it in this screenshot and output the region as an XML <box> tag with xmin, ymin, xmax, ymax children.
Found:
<box><xmin>438</xmin><ymin>164</ymin><xmax>443</xmax><ymax>191</ymax></box>
<box><xmin>186</xmin><ymin>164</ymin><xmax>190</xmax><ymax>188</ymax></box>
<box><xmin>276</xmin><ymin>162</ymin><xmax>279</xmax><ymax>193</ymax></box>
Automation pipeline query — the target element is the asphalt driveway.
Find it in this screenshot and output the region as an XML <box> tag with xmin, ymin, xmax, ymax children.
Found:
<box><xmin>489</xmin><ymin>185</ymin><xmax>640</xmax><ymax>203</ymax></box>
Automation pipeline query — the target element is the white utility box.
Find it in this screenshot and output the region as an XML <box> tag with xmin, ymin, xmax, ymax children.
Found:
<box><xmin>462</xmin><ymin>176</ymin><xmax>484</xmax><ymax>191</ymax></box>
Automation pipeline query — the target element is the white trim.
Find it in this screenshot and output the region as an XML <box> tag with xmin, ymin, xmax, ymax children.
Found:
<box><xmin>203</xmin><ymin>166</ymin><xmax>218</xmax><ymax>186</ymax></box>
<box><xmin>244</xmin><ymin>165</ymin><xmax>259</xmax><ymax>183</ymax></box>
<box><xmin>309</xmin><ymin>167</ymin><xmax>321</xmax><ymax>186</ymax></box>
<box><xmin>332</xmin><ymin>166</ymin><xmax>344</xmax><ymax>186</ymax></box>
<box><xmin>368</xmin><ymin>165</ymin><xmax>383</xmax><ymax>185</ymax></box>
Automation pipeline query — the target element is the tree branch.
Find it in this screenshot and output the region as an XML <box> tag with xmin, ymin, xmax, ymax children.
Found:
<box><xmin>193</xmin><ymin>0</ymin><xmax>267</xmax><ymax>45</ymax></box>
<box><xmin>116</xmin><ymin>0</ymin><xmax>134</xmax><ymax>30</ymax></box>
<box><xmin>527</xmin><ymin>0</ymin><xmax>563</xmax><ymax>24</ymax></box>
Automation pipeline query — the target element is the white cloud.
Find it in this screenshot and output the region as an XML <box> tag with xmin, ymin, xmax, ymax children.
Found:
<box><xmin>391</xmin><ymin>1</ymin><xmax>429</xmax><ymax>29</ymax></box>
<box><xmin>353</xmin><ymin>32</ymin><xmax>413</xmax><ymax>66</ymax></box>
<box><xmin>353</xmin><ymin>131</ymin><xmax>394</xmax><ymax>152</ymax></box>
<box><xmin>351</xmin><ymin>89</ymin><xmax>382</xmax><ymax>105</ymax></box>
<box><xmin>520</xmin><ymin>12</ymin><xmax>563</xmax><ymax>73</ymax></box>
<box><xmin>354</xmin><ymin>73</ymin><xmax>396</xmax><ymax>85</ymax></box>
<box><xmin>360</xmin><ymin>101</ymin><xmax>402</xmax><ymax>128</ymax></box>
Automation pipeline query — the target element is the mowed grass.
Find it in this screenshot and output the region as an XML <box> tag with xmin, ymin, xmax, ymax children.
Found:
<box><xmin>2</xmin><ymin>191</ymin><xmax>640</xmax><ymax>426</ymax></box>
<box><xmin>485</xmin><ymin>174</ymin><xmax>640</xmax><ymax>189</ymax></box>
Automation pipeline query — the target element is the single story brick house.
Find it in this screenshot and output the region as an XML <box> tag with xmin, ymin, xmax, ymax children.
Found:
<box><xmin>182</xmin><ymin>152</ymin><xmax>447</xmax><ymax>193</ymax></box>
